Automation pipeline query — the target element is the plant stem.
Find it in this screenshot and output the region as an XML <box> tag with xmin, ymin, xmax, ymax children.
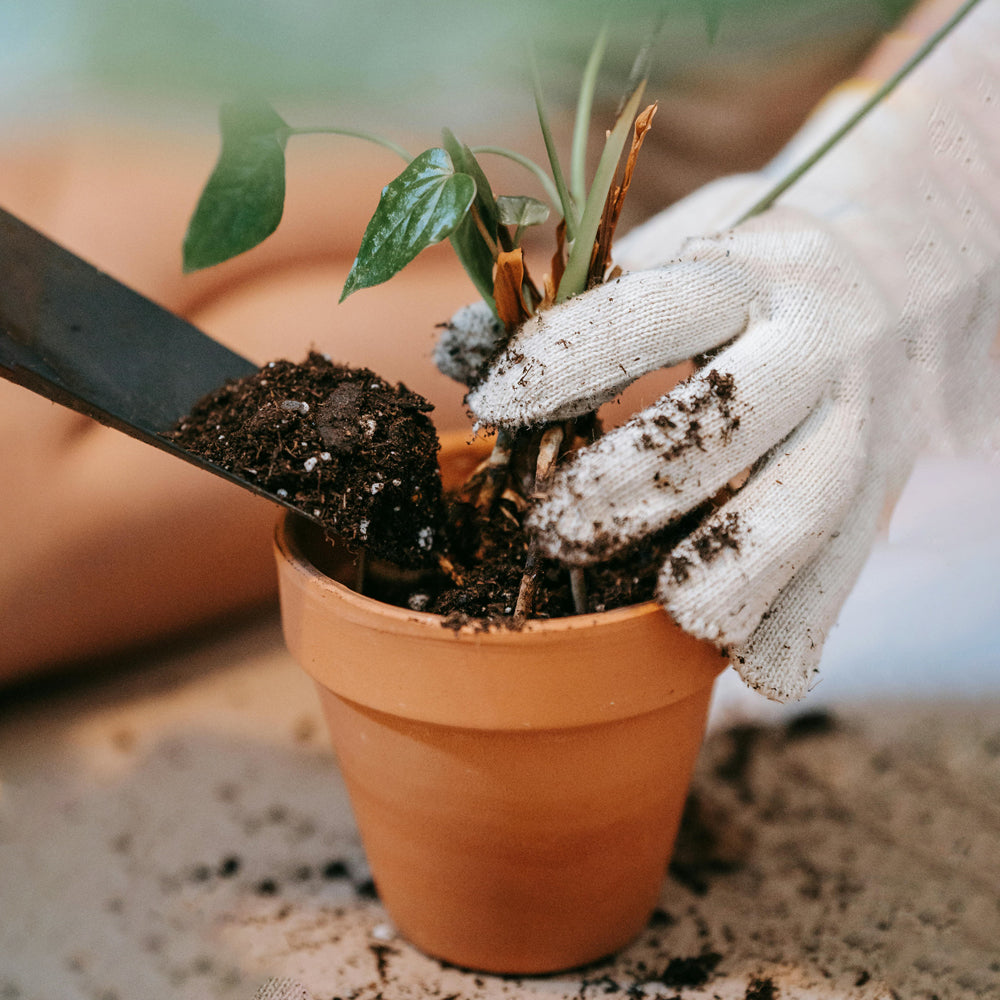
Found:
<box><xmin>513</xmin><ymin>548</ymin><xmax>540</xmax><ymax>622</ymax></box>
<box><xmin>530</xmin><ymin>48</ymin><xmax>578</xmax><ymax>242</ymax></box>
<box><xmin>475</xmin><ymin>429</ymin><xmax>515</xmax><ymax>510</ymax></box>
<box><xmin>569</xmin><ymin>567</ymin><xmax>588</xmax><ymax>615</ymax></box>
<box><xmin>558</xmin><ymin>80</ymin><xmax>646</xmax><ymax>303</ymax></box>
<box><xmin>469</xmin><ymin>203</ymin><xmax>500</xmax><ymax>260</ymax></box>
<box><xmin>734</xmin><ymin>0</ymin><xmax>984</xmax><ymax>224</ymax></box>
<box><xmin>471</xmin><ymin>147</ymin><xmax>562</xmax><ymax>212</ymax></box>
<box><xmin>534</xmin><ymin>425</ymin><xmax>565</xmax><ymax>490</ymax></box>
<box><xmin>513</xmin><ymin>425</ymin><xmax>565</xmax><ymax>620</ymax></box>
<box><xmin>570</xmin><ymin>24</ymin><xmax>610</xmax><ymax>209</ymax></box>
<box><xmin>285</xmin><ymin>126</ymin><xmax>413</xmax><ymax>163</ymax></box>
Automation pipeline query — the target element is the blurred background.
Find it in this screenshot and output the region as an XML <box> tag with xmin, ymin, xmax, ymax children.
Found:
<box><xmin>1</xmin><ymin>1</ymin><xmax>910</xmax><ymax>125</ymax></box>
<box><xmin>0</xmin><ymin>0</ymin><xmax>997</xmax><ymax>712</ymax></box>
<box><xmin>2</xmin><ymin>11</ymin><xmax>997</xmax><ymax>998</ymax></box>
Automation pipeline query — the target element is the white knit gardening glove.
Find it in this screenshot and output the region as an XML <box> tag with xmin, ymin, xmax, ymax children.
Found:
<box><xmin>464</xmin><ymin>1</ymin><xmax>1000</xmax><ymax>701</ymax></box>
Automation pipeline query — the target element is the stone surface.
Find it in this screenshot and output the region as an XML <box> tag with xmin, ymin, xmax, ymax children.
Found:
<box><xmin>1</xmin><ymin>612</ymin><xmax>998</xmax><ymax>1000</ymax></box>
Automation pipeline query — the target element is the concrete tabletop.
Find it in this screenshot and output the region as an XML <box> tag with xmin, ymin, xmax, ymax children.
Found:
<box><xmin>2</xmin><ymin>607</ymin><xmax>998</xmax><ymax>1000</ymax></box>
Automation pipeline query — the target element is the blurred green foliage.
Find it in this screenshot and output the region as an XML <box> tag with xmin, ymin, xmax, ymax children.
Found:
<box><xmin>4</xmin><ymin>1</ymin><xmax>912</xmax><ymax>130</ymax></box>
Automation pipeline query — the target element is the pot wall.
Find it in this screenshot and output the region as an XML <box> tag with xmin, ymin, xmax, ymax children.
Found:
<box><xmin>277</xmin><ymin>515</ymin><xmax>725</xmax><ymax>731</ymax></box>
<box><xmin>274</xmin><ymin>450</ymin><xmax>727</xmax><ymax>973</ymax></box>
<box><xmin>316</xmin><ymin>680</ymin><xmax>714</xmax><ymax>973</ymax></box>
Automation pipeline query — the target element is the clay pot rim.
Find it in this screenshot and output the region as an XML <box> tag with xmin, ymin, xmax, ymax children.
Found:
<box><xmin>275</xmin><ymin>510</ymin><xmax>727</xmax><ymax>729</ymax></box>
<box><xmin>277</xmin><ymin>508</ymin><xmax>664</xmax><ymax>639</ymax></box>
<box><xmin>275</xmin><ymin>432</ymin><xmax>726</xmax><ymax>729</ymax></box>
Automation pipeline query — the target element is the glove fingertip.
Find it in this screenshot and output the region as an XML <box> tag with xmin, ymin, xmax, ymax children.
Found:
<box><xmin>466</xmin><ymin>386</ymin><xmax>533</xmax><ymax>430</ymax></box>
<box><xmin>434</xmin><ymin>302</ymin><xmax>505</xmax><ymax>386</ymax></box>
<box><xmin>729</xmin><ymin>640</ymin><xmax>815</xmax><ymax>704</ymax></box>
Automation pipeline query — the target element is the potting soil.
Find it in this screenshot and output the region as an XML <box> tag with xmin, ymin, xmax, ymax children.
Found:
<box><xmin>170</xmin><ymin>354</ymin><xmax>693</xmax><ymax>623</ymax></box>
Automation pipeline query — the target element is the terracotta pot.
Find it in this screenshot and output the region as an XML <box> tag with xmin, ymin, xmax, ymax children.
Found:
<box><xmin>273</xmin><ymin>438</ymin><xmax>727</xmax><ymax>974</ymax></box>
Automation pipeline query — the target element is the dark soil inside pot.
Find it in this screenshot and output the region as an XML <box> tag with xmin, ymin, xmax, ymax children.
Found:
<box><xmin>169</xmin><ymin>353</ymin><xmax>694</xmax><ymax>623</ymax></box>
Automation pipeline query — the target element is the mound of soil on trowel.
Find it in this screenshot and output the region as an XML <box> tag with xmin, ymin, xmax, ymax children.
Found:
<box><xmin>171</xmin><ymin>353</ymin><xmax>695</xmax><ymax>624</ymax></box>
<box><xmin>168</xmin><ymin>352</ymin><xmax>443</xmax><ymax>568</ymax></box>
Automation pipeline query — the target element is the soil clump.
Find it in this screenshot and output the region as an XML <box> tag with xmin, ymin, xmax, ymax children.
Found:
<box><xmin>170</xmin><ymin>354</ymin><xmax>692</xmax><ymax>622</ymax></box>
<box><xmin>168</xmin><ymin>352</ymin><xmax>442</xmax><ymax>568</ymax></box>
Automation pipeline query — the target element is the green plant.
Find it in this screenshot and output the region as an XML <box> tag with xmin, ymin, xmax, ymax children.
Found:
<box><xmin>183</xmin><ymin>28</ymin><xmax>660</xmax><ymax>616</ymax></box>
<box><xmin>181</xmin><ymin>0</ymin><xmax>948</xmax><ymax>291</ymax></box>
<box><xmin>180</xmin><ymin>1</ymin><xmax>981</xmax><ymax>619</ymax></box>
<box><xmin>183</xmin><ymin>27</ymin><xmax>649</xmax><ymax>310</ymax></box>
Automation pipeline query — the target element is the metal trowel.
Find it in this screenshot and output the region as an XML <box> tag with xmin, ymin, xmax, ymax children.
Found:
<box><xmin>0</xmin><ymin>206</ymin><xmax>311</xmax><ymax>519</ymax></box>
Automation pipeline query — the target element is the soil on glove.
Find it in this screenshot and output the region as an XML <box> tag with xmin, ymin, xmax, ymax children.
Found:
<box><xmin>170</xmin><ymin>354</ymin><xmax>691</xmax><ymax>622</ymax></box>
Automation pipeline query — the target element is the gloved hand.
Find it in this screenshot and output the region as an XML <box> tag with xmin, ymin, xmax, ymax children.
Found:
<box><xmin>461</xmin><ymin>1</ymin><xmax>1000</xmax><ymax>701</ymax></box>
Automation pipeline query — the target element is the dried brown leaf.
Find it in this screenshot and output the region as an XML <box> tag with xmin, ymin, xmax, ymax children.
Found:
<box><xmin>543</xmin><ymin>219</ymin><xmax>567</xmax><ymax>310</ymax></box>
<box><xmin>493</xmin><ymin>248</ymin><xmax>531</xmax><ymax>331</ymax></box>
<box><xmin>588</xmin><ymin>102</ymin><xmax>658</xmax><ymax>288</ymax></box>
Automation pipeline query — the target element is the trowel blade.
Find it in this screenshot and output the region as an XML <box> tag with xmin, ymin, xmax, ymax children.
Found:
<box><xmin>0</xmin><ymin>206</ymin><xmax>306</xmax><ymax>515</ymax></box>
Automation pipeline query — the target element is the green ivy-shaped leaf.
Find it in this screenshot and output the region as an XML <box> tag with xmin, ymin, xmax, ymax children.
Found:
<box><xmin>441</xmin><ymin>129</ymin><xmax>499</xmax><ymax>310</ymax></box>
<box><xmin>497</xmin><ymin>195</ymin><xmax>550</xmax><ymax>229</ymax></box>
<box><xmin>442</xmin><ymin>129</ymin><xmax>501</xmax><ymax>236</ymax></box>
<box><xmin>183</xmin><ymin>98</ymin><xmax>289</xmax><ymax>272</ymax></box>
<box><xmin>341</xmin><ymin>148</ymin><xmax>476</xmax><ymax>301</ymax></box>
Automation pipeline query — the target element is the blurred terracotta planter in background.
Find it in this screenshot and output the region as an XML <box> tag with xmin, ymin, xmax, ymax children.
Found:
<box><xmin>274</xmin><ymin>441</ymin><xmax>727</xmax><ymax>974</ymax></box>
